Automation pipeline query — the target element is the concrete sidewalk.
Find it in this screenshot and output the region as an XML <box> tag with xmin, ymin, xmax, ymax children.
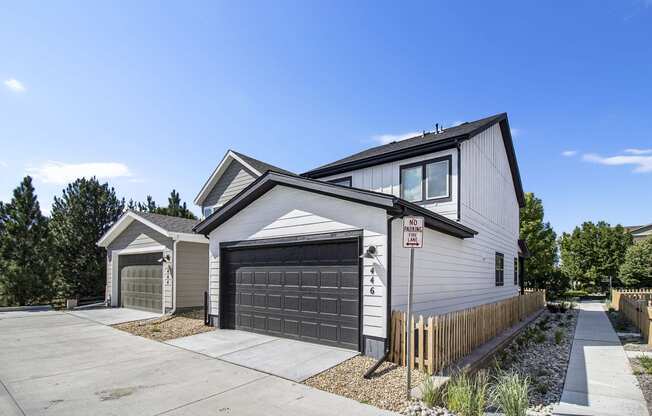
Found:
<box><xmin>554</xmin><ymin>301</ymin><xmax>649</xmax><ymax>416</ymax></box>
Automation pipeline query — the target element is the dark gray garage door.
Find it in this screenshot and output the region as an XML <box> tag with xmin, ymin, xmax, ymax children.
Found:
<box><xmin>221</xmin><ymin>239</ymin><xmax>360</xmax><ymax>350</ymax></box>
<box><xmin>119</xmin><ymin>252</ymin><xmax>162</xmax><ymax>313</ymax></box>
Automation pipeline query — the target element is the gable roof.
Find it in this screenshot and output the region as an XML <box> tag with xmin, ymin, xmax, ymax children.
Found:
<box><xmin>97</xmin><ymin>210</ymin><xmax>207</xmax><ymax>248</ymax></box>
<box><xmin>194</xmin><ymin>150</ymin><xmax>294</xmax><ymax>206</ymax></box>
<box><xmin>630</xmin><ymin>224</ymin><xmax>652</xmax><ymax>235</ymax></box>
<box><xmin>194</xmin><ymin>171</ymin><xmax>477</xmax><ymax>239</ymax></box>
<box><xmin>301</xmin><ymin>113</ymin><xmax>525</xmax><ymax>208</ymax></box>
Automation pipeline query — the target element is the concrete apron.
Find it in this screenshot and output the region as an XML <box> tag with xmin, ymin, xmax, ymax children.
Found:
<box><xmin>166</xmin><ymin>329</ymin><xmax>359</xmax><ymax>382</ymax></box>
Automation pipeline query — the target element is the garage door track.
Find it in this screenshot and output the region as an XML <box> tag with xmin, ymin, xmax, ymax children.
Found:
<box><xmin>166</xmin><ymin>329</ymin><xmax>358</xmax><ymax>381</ymax></box>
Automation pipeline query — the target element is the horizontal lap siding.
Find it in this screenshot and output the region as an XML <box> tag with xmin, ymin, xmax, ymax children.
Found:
<box><xmin>320</xmin><ymin>149</ymin><xmax>458</xmax><ymax>220</ymax></box>
<box><xmin>203</xmin><ymin>160</ymin><xmax>256</xmax><ymax>210</ymax></box>
<box><xmin>175</xmin><ymin>242</ymin><xmax>209</xmax><ymax>308</ymax></box>
<box><xmin>106</xmin><ymin>222</ymin><xmax>173</xmax><ymax>307</ymax></box>
<box><xmin>391</xmin><ymin>123</ymin><xmax>519</xmax><ymax>315</ymax></box>
<box><xmin>208</xmin><ymin>185</ymin><xmax>389</xmax><ymax>338</ymax></box>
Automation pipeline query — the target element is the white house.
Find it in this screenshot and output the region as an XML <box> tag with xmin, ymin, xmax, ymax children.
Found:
<box><xmin>193</xmin><ymin>112</ymin><xmax>526</xmax><ymax>357</ymax></box>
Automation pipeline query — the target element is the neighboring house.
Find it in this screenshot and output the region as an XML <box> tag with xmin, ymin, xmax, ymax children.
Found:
<box><xmin>193</xmin><ymin>112</ymin><xmax>526</xmax><ymax>358</ymax></box>
<box><xmin>98</xmin><ymin>211</ymin><xmax>209</xmax><ymax>313</ymax></box>
<box><xmin>627</xmin><ymin>224</ymin><xmax>652</xmax><ymax>243</ymax></box>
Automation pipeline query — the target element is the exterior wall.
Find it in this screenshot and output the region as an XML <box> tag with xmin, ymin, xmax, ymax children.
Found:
<box><xmin>202</xmin><ymin>160</ymin><xmax>257</xmax><ymax>213</ymax></box>
<box><xmin>106</xmin><ymin>221</ymin><xmax>173</xmax><ymax>308</ymax></box>
<box><xmin>175</xmin><ymin>241</ymin><xmax>210</xmax><ymax>308</ymax></box>
<box><xmin>391</xmin><ymin>123</ymin><xmax>520</xmax><ymax>316</ymax></box>
<box><xmin>207</xmin><ymin>185</ymin><xmax>389</xmax><ymax>339</ymax></box>
<box><xmin>319</xmin><ymin>148</ymin><xmax>458</xmax><ymax>220</ymax></box>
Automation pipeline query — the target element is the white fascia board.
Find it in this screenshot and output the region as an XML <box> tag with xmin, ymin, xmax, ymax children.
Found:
<box><xmin>172</xmin><ymin>233</ymin><xmax>209</xmax><ymax>244</ymax></box>
<box><xmin>193</xmin><ymin>150</ymin><xmax>262</xmax><ymax>206</ymax></box>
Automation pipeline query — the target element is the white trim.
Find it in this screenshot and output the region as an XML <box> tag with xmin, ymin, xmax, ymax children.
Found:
<box><xmin>193</xmin><ymin>150</ymin><xmax>262</xmax><ymax>206</ymax></box>
<box><xmin>172</xmin><ymin>233</ymin><xmax>209</xmax><ymax>244</ymax></box>
<box><xmin>110</xmin><ymin>245</ymin><xmax>166</xmax><ymax>308</ymax></box>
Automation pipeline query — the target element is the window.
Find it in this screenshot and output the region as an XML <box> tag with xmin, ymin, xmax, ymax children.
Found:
<box><xmin>203</xmin><ymin>206</ymin><xmax>214</xmax><ymax>218</ymax></box>
<box><xmin>495</xmin><ymin>253</ymin><xmax>504</xmax><ymax>286</ymax></box>
<box><xmin>327</xmin><ymin>176</ymin><xmax>352</xmax><ymax>187</ymax></box>
<box><xmin>514</xmin><ymin>258</ymin><xmax>519</xmax><ymax>285</ymax></box>
<box><xmin>400</xmin><ymin>156</ymin><xmax>451</xmax><ymax>203</ymax></box>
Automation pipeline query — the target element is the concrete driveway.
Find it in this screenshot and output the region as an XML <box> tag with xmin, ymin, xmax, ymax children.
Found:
<box><xmin>0</xmin><ymin>311</ymin><xmax>394</xmax><ymax>416</ymax></box>
<box><xmin>68</xmin><ymin>307</ymin><xmax>161</xmax><ymax>325</ymax></box>
<box><xmin>167</xmin><ymin>330</ymin><xmax>359</xmax><ymax>382</ymax></box>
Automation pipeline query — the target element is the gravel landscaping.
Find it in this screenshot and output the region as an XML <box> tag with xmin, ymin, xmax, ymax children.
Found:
<box><xmin>304</xmin><ymin>355</ymin><xmax>426</xmax><ymax>412</ymax></box>
<box><xmin>113</xmin><ymin>308</ymin><xmax>214</xmax><ymax>341</ymax></box>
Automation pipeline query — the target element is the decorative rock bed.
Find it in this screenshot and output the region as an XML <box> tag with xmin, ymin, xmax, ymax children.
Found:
<box><xmin>113</xmin><ymin>308</ymin><xmax>214</xmax><ymax>341</ymax></box>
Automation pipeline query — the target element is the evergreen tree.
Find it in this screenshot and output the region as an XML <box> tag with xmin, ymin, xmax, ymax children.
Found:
<box><xmin>157</xmin><ymin>190</ymin><xmax>196</xmax><ymax>219</ymax></box>
<box><xmin>519</xmin><ymin>192</ymin><xmax>559</xmax><ymax>289</ymax></box>
<box><xmin>619</xmin><ymin>239</ymin><xmax>652</xmax><ymax>287</ymax></box>
<box><xmin>49</xmin><ymin>177</ymin><xmax>124</xmax><ymax>298</ymax></box>
<box><xmin>136</xmin><ymin>195</ymin><xmax>157</xmax><ymax>213</ymax></box>
<box><xmin>0</xmin><ymin>177</ymin><xmax>53</xmax><ymax>305</ymax></box>
<box><xmin>559</xmin><ymin>221</ymin><xmax>632</xmax><ymax>290</ymax></box>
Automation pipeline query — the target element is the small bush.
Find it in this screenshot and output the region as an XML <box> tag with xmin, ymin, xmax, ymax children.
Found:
<box><xmin>490</xmin><ymin>371</ymin><xmax>529</xmax><ymax>416</ymax></box>
<box><xmin>564</xmin><ymin>290</ymin><xmax>588</xmax><ymax>298</ymax></box>
<box><xmin>420</xmin><ymin>377</ymin><xmax>443</xmax><ymax>408</ymax></box>
<box><xmin>638</xmin><ymin>356</ymin><xmax>652</xmax><ymax>374</ymax></box>
<box><xmin>445</xmin><ymin>371</ymin><xmax>488</xmax><ymax>416</ymax></box>
<box><xmin>554</xmin><ymin>329</ymin><xmax>564</xmax><ymax>345</ymax></box>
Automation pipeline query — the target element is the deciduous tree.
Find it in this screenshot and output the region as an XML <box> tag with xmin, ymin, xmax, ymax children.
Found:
<box><xmin>619</xmin><ymin>239</ymin><xmax>652</xmax><ymax>287</ymax></box>
<box><xmin>519</xmin><ymin>192</ymin><xmax>559</xmax><ymax>289</ymax></box>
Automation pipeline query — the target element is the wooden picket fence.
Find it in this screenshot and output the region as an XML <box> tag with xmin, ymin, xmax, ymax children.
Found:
<box><xmin>619</xmin><ymin>296</ymin><xmax>652</xmax><ymax>344</ymax></box>
<box><xmin>611</xmin><ymin>288</ymin><xmax>652</xmax><ymax>311</ymax></box>
<box><xmin>389</xmin><ymin>291</ymin><xmax>546</xmax><ymax>375</ymax></box>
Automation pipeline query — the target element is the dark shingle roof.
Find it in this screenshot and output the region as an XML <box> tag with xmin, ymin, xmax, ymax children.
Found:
<box><xmin>303</xmin><ymin>113</ymin><xmax>506</xmax><ymax>175</ymax></box>
<box><xmin>130</xmin><ymin>211</ymin><xmax>199</xmax><ymax>234</ymax></box>
<box><xmin>231</xmin><ymin>150</ymin><xmax>295</xmax><ymax>176</ymax></box>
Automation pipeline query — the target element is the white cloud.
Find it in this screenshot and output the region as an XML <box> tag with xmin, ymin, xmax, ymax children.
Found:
<box><xmin>582</xmin><ymin>153</ymin><xmax>652</xmax><ymax>173</ymax></box>
<box><xmin>27</xmin><ymin>161</ymin><xmax>132</xmax><ymax>184</ymax></box>
<box><xmin>372</xmin><ymin>131</ymin><xmax>420</xmax><ymax>145</ymax></box>
<box><xmin>624</xmin><ymin>148</ymin><xmax>652</xmax><ymax>155</ymax></box>
<box><xmin>0</xmin><ymin>161</ymin><xmax>7</xmax><ymax>168</ymax></box>
<box><xmin>561</xmin><ymin>150</ymin><xmax>578</xmax><ymax>157</ymax></box>
<box><xmin>4</xmin><ymin>79</ymin><xmax>25</xmax><ymax>93</ymax></box>
<box><xmin>510</xmin><ymin>128</ymin><xmax>522</xmax><ymax>137</ymax></box>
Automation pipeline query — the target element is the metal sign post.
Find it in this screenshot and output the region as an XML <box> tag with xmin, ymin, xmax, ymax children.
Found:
<box><xmin>403</xmin><ymin>216</ymin><xmax>424</xmax><ymax>400</ymax></box>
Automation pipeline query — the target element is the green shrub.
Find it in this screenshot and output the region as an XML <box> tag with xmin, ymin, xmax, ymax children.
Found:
<box><xmin>445</xmin><ymin>372</ymin><xmax>488</xmax><ymax>416</ymax></box>
<box><xmin>554</xmin><ymin>329</ymin><xmax>564</xmax><ymax>345</ymax></box>
<box><xmin>420</xmin><ymin>376</ymin><xmax>443</xmax><ymax>408</ymax></box>
<box><xmin>564</xmin><ymin>290</ymin><xmax>588</xmax><ymax>298</ymax></box>
<box><xmin>490</xmin><ymin>371</ymin><xmax>529</xmax><ymax>416</ymax></box>
<box><xmin>534</xmin><ymin>330</ymin><xmax>546</xmax><ymax>344</ymax></box>
<box><xmin>638</xmin><ymin>356</ymin><xmax>652</xmax><ymax>374</ymax></box>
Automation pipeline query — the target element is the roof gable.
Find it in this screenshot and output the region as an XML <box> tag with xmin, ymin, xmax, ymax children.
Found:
<box><xmin>632</xmin><ymin>224</ymin><xmax>652</xmax><ymax>235</ymax></box>
<box><xmin>194</xmin><ymin>150</ymin><xmax>293</xmax><ymax>206</ymax></box>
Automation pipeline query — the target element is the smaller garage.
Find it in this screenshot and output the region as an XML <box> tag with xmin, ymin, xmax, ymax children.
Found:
<box><xmin>98</xmin><ymin>211</ymin><xmax>209</xmax><ymax>314</ymax></box>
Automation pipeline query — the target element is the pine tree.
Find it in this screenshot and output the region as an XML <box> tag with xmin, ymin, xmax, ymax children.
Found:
<box><xmin>50</xmin><ymin>177</ymin><xmax>124</xmax><ymax>298</ymax></box>
<box><xmin>158</xmin><ymin>190</ymin><xmax>196</xmax><ymax>219</ymax></box>
<box><xmin>0</xmin><ymin>177</ymin><xmax>53</xmax><ymax>305</ymax></box>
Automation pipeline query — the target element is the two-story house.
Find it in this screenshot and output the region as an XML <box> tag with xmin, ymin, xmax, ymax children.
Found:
<box><xmin>193</xmin><ymin>112</ymin><xmax>526</xmax><ymax>358</ymax></box>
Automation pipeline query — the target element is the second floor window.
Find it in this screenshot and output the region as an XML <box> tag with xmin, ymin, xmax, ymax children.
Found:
<box><xmin>514</xmin><ymin>257</ymin><xmax>519</xmax><ymax>285</ymax></box>
<box><xmin>400</xmin><ymin>156</ymin><xmax>451</xmax><ymax>203</ymax></box>
<box><xmin>495</xmin><ymin>252</ymin><xmax>504</xmax><ymax>286</ymax></box>
<box><xmin>203</xmin><ymin>206</ymin><xmax>214</xmax><ymax>218</ymax></box>
<box><xmin>328</xmin><ymin>176</ymin><xmax>352</xmax><ymax>187</ymax></box>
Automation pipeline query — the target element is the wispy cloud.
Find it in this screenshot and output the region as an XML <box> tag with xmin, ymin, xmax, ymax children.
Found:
<box><xmin>4</xmin><ymin>79</ymin><xmax>25</xmax><ymax>93</ymax></box>
<box><xmin>0</xmin><ymin>161</ymin><xmax>7</xmax><ymax>168</ymax></box>
<box><xmin>582</xmin><ymin>152</ymin><xmax>652</xmax><ymax>173</ymax></box>
<box><xmin>510</xmin><ymin>128</ymin><xmax>522</xmax><ymax>138</ymax></box>
<box><xmin>27</xmin><ymin>161</ymin><xmax>132</xmax><ymax>184</ymax></box>
<box><xmin>624</xmin><ymin>148</ymin><xmax>652</xmax><ymax>155</ymax></box>
<box><xmin>372</xmin><ymin>131</ymin><xmax>420</xmax><ymax>145</ymax></box>
<box><xmin>449</xmin><ymin>121</ymin><xmax>464</xmax><ymax>128</ymax></box>
<box><xmin>561</xmin><ymin>150</ymin><xmax>578</xmax><ymax>157</ymax></box>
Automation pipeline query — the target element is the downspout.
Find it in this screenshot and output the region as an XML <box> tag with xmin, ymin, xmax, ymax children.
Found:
<box><xmin>168</xmin><ymin>236</ymin><xmax>180</xmax><ymax>315</ymax></box>
<box><xmin>364</xmin><ymin>212</ymin><xmax>402</xmax><ymax>379</ymax></box>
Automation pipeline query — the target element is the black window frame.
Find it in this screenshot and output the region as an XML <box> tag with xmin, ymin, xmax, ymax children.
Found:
<box><xmin>514</xmin><ymin>257</ymin><xmax>518</xmax><ymax>285</ymax></box>
<box><xmin>495</xmin><ymin>252</ymin><xmax>504</xmax><ymax>287</ymax></box>
<box><xmin>327</xmin><ymin>176</ymin><xmax>353</xmax><ymax>188</ymax></box>
<box><xmin>399</xmin><ymin>155</ymin><xmax>453</xmax><ymax>204</ymax></box>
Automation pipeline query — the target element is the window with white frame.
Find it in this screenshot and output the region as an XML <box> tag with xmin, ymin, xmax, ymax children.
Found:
<box><xmin>327</xmin><ymin>176</ymin><xmax>352</xmax><ymax>187</ymax></box>
<box><xmin>400</xmin><ymin>156</ymin><xmax>451</xmax><ymax>203</ymax></box>
<box><xmin>203</xmin><ymin>206</ymin><xmax>214</xmax><ymax>218</ymax></box>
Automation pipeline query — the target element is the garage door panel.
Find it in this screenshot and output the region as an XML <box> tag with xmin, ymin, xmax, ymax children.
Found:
<box><xmin>222</xmin><ymin>239</ymin><xmax>360</xmax><ymax>350</ymax></box>
<box><xmin>119</xmin><ymin>253</ymin><xmax>162</xmax><ymax>313</ymax></box>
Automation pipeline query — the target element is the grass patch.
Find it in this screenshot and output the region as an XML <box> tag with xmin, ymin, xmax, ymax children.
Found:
<box><xmin>638</xmin><ymin>356</ymin><xmax>652</xmax><ymax>374</ymax></box>
<box><xmin>445</xmin><ymin>371</ymin><xmax>488</xmax><ymax>416</ymax></box>
<box><xmin>490</xmin><ymin>371</ymin><xmax>529</xmax><ymax>416</ymax></box>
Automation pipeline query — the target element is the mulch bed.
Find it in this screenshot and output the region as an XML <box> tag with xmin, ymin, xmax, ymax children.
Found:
<box><xmin>113</xmin><ymin>309</ymin><xmax>214</xmax><ymax>341</ymax></box>
<box><xmin>304</xmin><ymin>355</ymin><xmax>426</xmax><ymax>412</ymax></box>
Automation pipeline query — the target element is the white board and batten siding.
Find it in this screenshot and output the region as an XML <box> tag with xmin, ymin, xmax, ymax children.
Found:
<box><xmin>393</xmin><ymin>123</ymin><xmax>520</xmax><ymax>315</ymax></box>
<box><xmin>207</xmin><ymin>185</ymin><xmax>389</xmax><ymax>338</ymax></box>
<box><xmin>320</xmin><ymin>149</ymin><xmax>459</xmax><ymax>221</ymax></box>
<box><xmin>105</xmin><ymin>221</ymin><xmax>173</xmax><ymax>308</ymax></box>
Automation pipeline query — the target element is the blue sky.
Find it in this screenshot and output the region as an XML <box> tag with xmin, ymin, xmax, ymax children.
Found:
<box><xmin>1</xmin><ymin>1</ymin><xmax>650</xmax><ymax>234</ymax></box>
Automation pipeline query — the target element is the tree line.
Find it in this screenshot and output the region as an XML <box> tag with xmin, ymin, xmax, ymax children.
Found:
<box><xmin>520</xmin><ymin>192</ymin><xmax>652</xmax><ymax>298</ymax></box>
<box><xmin>0</xmin><ymin>176</ymin><xmax>196</xmax><ymax>307</ymax></box>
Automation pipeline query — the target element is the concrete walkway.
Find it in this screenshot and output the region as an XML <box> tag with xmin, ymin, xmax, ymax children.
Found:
<box><xmin>554</xmin><ymin>301</ymin><xmax>649</xmax><ymax>416</ymax></box>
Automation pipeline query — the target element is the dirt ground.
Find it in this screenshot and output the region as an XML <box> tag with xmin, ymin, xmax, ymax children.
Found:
<box><xmin>113</xmin><ymin>309</ymin><xmax>214</xmax><ymax>341</ymax></box>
